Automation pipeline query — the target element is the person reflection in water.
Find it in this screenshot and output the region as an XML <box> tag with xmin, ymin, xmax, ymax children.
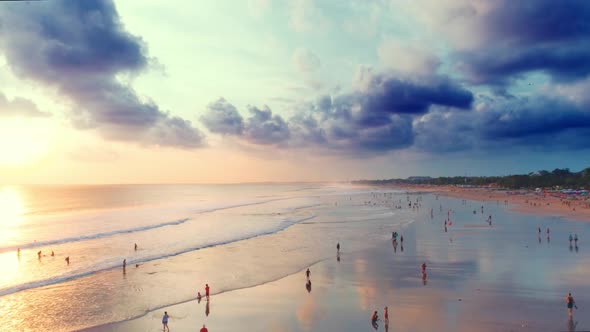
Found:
<box><xmin>205</xmin><ymin>299</ymin><xmax>210</xmax><ymax>317</ymax></box>
<box><xmin>568</xmin><ymin>315</ymin><xmax>578</xmax><ymax>332</ymax></box>
<box><xmin>305</xmin><ymin>280</ymin><xmax>312</xmax><ymax>293</ymax></box>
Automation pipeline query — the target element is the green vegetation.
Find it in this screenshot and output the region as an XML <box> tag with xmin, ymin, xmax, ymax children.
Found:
<box><xmin>353</xmin><ymin>167</ymin><xmax>590</xmax><ymax>189</ymax></box>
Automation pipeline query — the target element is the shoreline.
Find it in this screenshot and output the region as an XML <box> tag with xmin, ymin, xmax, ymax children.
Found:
<box><xmin>383</xmin><ymin>184</ymin><xmax>590</xmax><ymax>222</ymax></box>
<box><xmin>86</xmin><ymin>191</ymin><xmax>590</xmax><ymax>332</ymax></box>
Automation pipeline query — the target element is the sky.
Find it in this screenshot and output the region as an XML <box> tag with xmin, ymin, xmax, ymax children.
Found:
<box><xmin>1</xmin><ymin>0</ymin><xmax>590</xmax><ymax>184</ymax></box>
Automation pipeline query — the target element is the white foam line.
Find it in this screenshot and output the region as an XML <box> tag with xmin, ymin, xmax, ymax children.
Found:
<box><xmin>1</xmin><ymin>197</ymin><xmax>292</xmax><ymax>254</ymax></box>
<box><xmin>0</xmin><ymin>214</ymin><xmax>316</xmax><ymax>298</ymax></box>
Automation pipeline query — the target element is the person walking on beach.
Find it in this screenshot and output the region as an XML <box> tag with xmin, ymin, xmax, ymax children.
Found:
<box><xmin>574</xmin><ymin>234</ymin><xmax>578</xmax><ymax>245</ymax></box>
<box><xmin>337</xmin><ymin>242</ymin><xmax>340</xmax><ymax>252</ymax></box>
<box><xmin>37</xmin><ymin>250</ymin><xmax>42</xmax><ymax>259</ymax></box>
<box><xmin>566</xmin><ymin>293</ymin><xmax>577</xmax><ymax>316</ymax></box>
<box><xmin>65</xmin><ymin>256</ymin><xmax>70</xmax><ymax>265</ymax></box>
<box><xmin>17</xmin><ymin>248</ymin><xmax>20</xmax><ymax>257</ymax></box>
<box><xmin>162</xmin><ymin>311</ymin><xmax>170</xmax><ymax>332</ymax></box>
<box><xmin>400</xmin><ymin>235</ymin><xmax>404</xmax><ymax>244</ymax></box>
<box><xmin>306</xmin><ymin>268</ymin><xmax>311</xmax><ymax>279</ymax></box>
<box><xmin>205</xmin><ymin>284</ymin><xmax>210</xmax><ymax>299</ymax></box>
<box><xmin>538</xmin><ymin>227</ymin><xmax>541</xmax><ymax>235</ymax></box>
<box><xmin>383</xmin><ymin>306</ymin><xmax>389</xmax><ymax>324</ymax></box>
<box><xmin>200</xmin><ymin>324</ymin><xmax>208</xmax><ymax>332</ymax></box>
<box><xmin>569</xmin><ymin>234</ymin><xmax>574</xmax><ymax>245</ymax></box>
<box><xmin>547</xmin><ymin>227</ymin><xmax>550</xmax><ymax>238</ymax></box>
<box><xmin>421</xmin><ymin>263</ymin><xmax>427</xmax><ymax>274</ymax></box>
<box><xmin>134</xmin><ymin>243</ymin><xmax>138</xmax><ymax>251</ymax></box>
<box><xmin>123</xmin><ymin>259</ymin><xmax>126</xmax><ymax>268</ymax></box>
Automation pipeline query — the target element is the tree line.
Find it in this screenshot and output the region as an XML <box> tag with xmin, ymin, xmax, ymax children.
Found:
<box><xmin>352</xmin><ymin>167</ymin><xmax>590</xmax><ymax>189</ymax></box>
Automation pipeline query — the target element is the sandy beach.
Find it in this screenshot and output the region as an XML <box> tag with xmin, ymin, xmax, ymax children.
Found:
<box><xmin>83</xmin><ymin>190</ymin><xmax>590</xmax><ymax>332</ymax></box>
<box><xmin>390</xmin><ymin>185</ymin><xmax>590</xmax><ymax>222</ymax></box>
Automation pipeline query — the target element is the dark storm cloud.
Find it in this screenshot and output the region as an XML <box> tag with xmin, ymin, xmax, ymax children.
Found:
<box><xmin>201</xmin><ymin>98</ymin><xmax>244</xmax><ymax>135</ymax></box>
<box><xmin>358</xmin><ymin>75</ymin><xmax>473</xmax><ymax>114</ymax></box>
<box><xmin>0</xmin><ymin>93</ymin><xmax>50</xmax><ymax>118</ymax></box>
<box><xmin>454</xmin><ymin>0</ymin><xmax>590</xmax><ymax>86</ymax></box>
<box><xmin>0</xmin><ymin>0</ymin><xmax>204</xmax><ymax>148</ymax></box>
<box><xmin>207</xmin><ymin>72</ymin><xmax>472</xmax><ymax>154</ymax></box>
<box><xmin>414</xmin><ymin>96</ymin><xmax>590</xmax><ymax>152</ymax></box>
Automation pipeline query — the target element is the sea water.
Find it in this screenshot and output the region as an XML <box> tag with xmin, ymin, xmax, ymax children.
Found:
<box><xmin>0</xmin><ymin>183</ymin><xmax>413</xmax><ymax>331</ymax></box>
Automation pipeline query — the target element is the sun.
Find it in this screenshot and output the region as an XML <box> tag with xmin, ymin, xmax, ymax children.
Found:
<box><xmin>0</xmin><ymin>118</ymin><xmax>53</xmax><ymax>167</ymax></box>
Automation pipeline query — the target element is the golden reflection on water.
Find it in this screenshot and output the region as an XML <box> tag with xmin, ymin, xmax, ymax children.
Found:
<box><xmin>0</xmin><ymin>186</ymin><xmax>25</xmax><ymax>227</ymax></box>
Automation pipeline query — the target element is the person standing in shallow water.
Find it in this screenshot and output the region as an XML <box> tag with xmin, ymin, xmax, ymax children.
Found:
<box><xmin>306</xmin><ymin>268</ymin><xmax>311</xmax><ymax>279</ymax></box>
<box><xmin>205</xmin><ymin>284</ymin><xmax>210</xmax><ymax>299</ymax></box>
<box><xmin>566</xmin><ymin>293</ymin><xmax>576</xmax><ymax>316</ymax></box>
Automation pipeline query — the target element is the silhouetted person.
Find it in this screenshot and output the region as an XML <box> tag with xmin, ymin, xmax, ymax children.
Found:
<box><xmin>65</xmin><ymin>256</ymin><xmax>70</xmax><ymax>265</ymax></box>
<box><xmin>123</xmin><ymin>259</ymin><xmax>126</xmax><ymax>268</ymax></box>
<box><xmin>371</xmin><ymin>310</ymin><xmax>379</xmax><ymax>330</ymax></box>
<box><xmin>566</xmin><ymin>293</ymin><xmax>576</xmax><ymax>316</ymax></box>
<box><xmin>37</xmin><ymin>250</ymin><xmax>42</xmax><ymax>259</ymax></box>
<box><xmin>17</xmin><ymin>248</ymin><xmax>20</xmax><ymax>257</ymax></box>
<box><xmin>205</xmin><ymin>284</ymin><xmax>210</xmax><ymax>299</ymax></box>
<box><xmin>162</xmin><ymin>311</ymin><xmax>170</xmax><ymax>332</ymax></box>
<box><xmin>51</xmin><ymin>251</ymin><xmax>54</xmax><ymax>257</ymax></box>
<box><xmin>306</xmin><ymin>268</ymin><xmax>310</xmax><ymax>279</ymax></box>
<box><xmin>134</xmin><ymin>243</ymin><xmax>138</xmax><ymax>251</ymax></box>
<box><xmin>337</xmin><ymin>242</ymin><xmax>340</xmax><ymax>252</ymax></box>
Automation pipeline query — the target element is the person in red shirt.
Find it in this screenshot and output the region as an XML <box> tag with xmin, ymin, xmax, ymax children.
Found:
<box><xmin>383</xmin><ymin>306</ymin><xmax>389</xmax><ymax>324</ymax></box>
<box><xmin>205</xmin><ymin>284</ymin><xmax>210</xmax><ymax>299</ymax></box>
<box><xmin>200</xmin><ymin>324</ymin><xmax>208</xmax><ymax>332</ymax></box>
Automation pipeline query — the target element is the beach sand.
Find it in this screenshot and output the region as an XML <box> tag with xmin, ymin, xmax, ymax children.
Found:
<box><xmin>392</xmin><ymin>185</ymin><xmax>590</xmax><ymax>222</ymax></box>
<box><xmin>85</xmin><ymin>192</ymin><xmax>590</xmax><ymax>332</ymax></box>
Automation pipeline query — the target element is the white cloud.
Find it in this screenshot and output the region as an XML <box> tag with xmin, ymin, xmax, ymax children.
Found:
<box><xmin>377</xmin><ymin>38</ymin><xmax>440</xmax><ymax>76</ymax></box>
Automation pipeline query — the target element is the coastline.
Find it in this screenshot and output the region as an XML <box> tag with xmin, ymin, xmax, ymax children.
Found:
<box><xmin>385</xmin><ymin>184</ymin><xmax>590</xmax><ymax>221</ymax></box>
<box><xmin>84</xmin><ymin>191</ymin><xmax>590</xmax><ymax>332</ymax></box>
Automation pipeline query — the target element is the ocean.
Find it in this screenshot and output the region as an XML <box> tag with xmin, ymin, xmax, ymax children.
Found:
<box><xmin>0</xmin><ymin>183</ymin><xmax>413</xmax><ymax>331</ymax></box>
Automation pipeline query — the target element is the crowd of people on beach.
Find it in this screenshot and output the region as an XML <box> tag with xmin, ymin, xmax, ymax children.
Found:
<box><xmin>364</xmin><ymin>191</ymin><xmax>582</xmax><ymax>330</ymax></box>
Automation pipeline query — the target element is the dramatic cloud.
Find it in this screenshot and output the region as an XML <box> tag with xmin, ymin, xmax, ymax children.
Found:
<box><xmin>414</xmin><ymin>95</ymin><xmax>590</xmax><ymax>152</ymax></box>
<box><xmin>353</xmin><ymin>68</ymin><xmax>473</xmax><ymax>115</ymax></box>
<box><xmin>0</xmin><ymin>93</ymin><xmax>50</xmax><ymax>118</ymax></box>
<box><xmin>447</xmin><ymin>0</ymin><xmax>590</xmax><ymax>85</ymax></box>
<box><xmin>244</xmin><ymin>106</ymin><xmax>291</xmax><ymax>145</ymax></box>
<box><xmin>293</xmin><ymin>48</ymin><xmax>321</xmax><ymax>72</ymax></box>
<box><xmin>0</xmin><ymin>0</ymin><xmax>203</xmax><ymax>148</ymax></box>
<box><xmin>207</xmin><ymin>69</ymin><xmax>474</xmax><ymax>154</ymax></box>
<box><xmin>201</xmin><ymin>98</ymin><xmax>244</xmax><ymax>135</ymax></box>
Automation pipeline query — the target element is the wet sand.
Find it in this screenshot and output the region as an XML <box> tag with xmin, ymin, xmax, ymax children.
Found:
<box><xmin>86</xmin><ymin>193</ymin><xmax>590</xmax><ymax>332</ymax></box>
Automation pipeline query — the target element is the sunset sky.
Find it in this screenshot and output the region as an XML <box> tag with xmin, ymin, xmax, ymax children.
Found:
<box><xmin>1</xmin><ymin>0</ymin><xmax>590</xmax><ymax>184</ymax></box>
